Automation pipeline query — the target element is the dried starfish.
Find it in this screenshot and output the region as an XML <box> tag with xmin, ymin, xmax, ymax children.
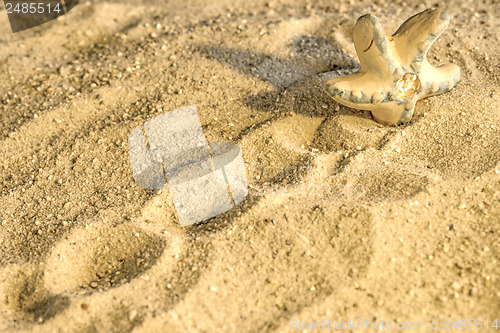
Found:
<box><xmin>324</xmin><ymin>8</ymin><xmax>461</xmax><ymax>125</ymax></box>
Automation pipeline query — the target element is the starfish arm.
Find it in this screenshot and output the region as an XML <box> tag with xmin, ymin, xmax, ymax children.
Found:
<box><xmin>325</xmin><ymin>72</ymin><xmax>394</xmax><ymax>110</ymax></box>
<box><xmin>391</xmin><ymin>8</ymin><xmax>450</xmax><ymax>67</ymax></box>
<box><xmin>353</xmin><ymin>14</ymin><xmax>397</xmax><ymax>79</ymax></box>
<box><xmin>371</xmin><ymin>101</ymin><xmax>416</xmax><ymax>126</ymax></box>
<box><xmin>418</xmin><ymin>61</ymin><xmax>461</xmax><ymax>99</ymax></box>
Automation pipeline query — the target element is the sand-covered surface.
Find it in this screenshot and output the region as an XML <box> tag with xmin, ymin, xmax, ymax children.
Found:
<box><xmin>0</xmin><ymin>0</ymin><xmax>499</xmax><ymax>331</ymax></box>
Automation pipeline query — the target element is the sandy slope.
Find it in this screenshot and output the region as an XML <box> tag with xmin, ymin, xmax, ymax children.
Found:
<box><xmin>0</xmin><ymin>0</ymin><xmax>498</xmax><ymax>332</ymax></box>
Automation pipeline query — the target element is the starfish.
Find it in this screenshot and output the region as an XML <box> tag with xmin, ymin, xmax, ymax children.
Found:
<box><xmin>324</xmin><ymin>8</ymin><xmax>461</xmax><ymax>126</ymax></box>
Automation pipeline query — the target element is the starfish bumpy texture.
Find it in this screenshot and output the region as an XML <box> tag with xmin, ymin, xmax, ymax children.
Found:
<box><xmin>324</xmin><ymin>8</ymin><xmax>461</xmax><ymax>126</ymax></box>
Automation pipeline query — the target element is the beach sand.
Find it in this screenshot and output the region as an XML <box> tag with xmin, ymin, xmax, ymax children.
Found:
<box><xmin>0</xmin><ymin>0</ymin><xmax>498</xmax><ymax>331</ymax></box>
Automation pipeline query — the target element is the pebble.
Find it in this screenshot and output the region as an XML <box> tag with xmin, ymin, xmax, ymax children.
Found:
<box><xmin>129</xmin><ymin>310</ymin><xmax>138</xmax><ymax>321</ymax></box>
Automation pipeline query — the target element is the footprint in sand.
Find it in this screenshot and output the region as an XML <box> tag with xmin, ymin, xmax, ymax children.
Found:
<box><xmin>0</xmin><ymin>214</ymin><xmax>191</xmax><ymax>329</ymax></box>
<box><xmin>0</xmin><ymin>264</ymin><xmax>69</xmax><ymax>323</ymax></box>
<box><xmin>43</xmin><ymin>223</ymin><xmax>165</xmax><ymax>294</ymax></box>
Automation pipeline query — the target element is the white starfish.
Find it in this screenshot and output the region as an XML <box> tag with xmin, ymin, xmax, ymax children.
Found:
<box><xmin>324</xmin><ymin>8</ymin><xmax>461</xmax><ymax>126</ymax></box>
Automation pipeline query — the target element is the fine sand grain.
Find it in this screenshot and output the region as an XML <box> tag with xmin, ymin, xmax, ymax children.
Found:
<box><xmin>0</xmin><ymin>0</ymin><xmax>499</xmax><ymax>332</ymax></box>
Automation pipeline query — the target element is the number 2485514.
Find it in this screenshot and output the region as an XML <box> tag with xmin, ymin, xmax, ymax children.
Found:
<box><xmin>443</xmin><ymin>319</ymin><xmax>499</xmax><ymax>330</ymax></box>
<box><xmin>6</xmin><ymin>2</ymin><xmax>62</xmax><ymax>14</ymax></box>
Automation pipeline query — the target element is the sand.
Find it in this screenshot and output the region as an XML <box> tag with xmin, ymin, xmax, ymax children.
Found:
<box><xmin>0</xmin><ymin>0</ymin><xmax>499</xmax><ymax>332</ymax></box>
